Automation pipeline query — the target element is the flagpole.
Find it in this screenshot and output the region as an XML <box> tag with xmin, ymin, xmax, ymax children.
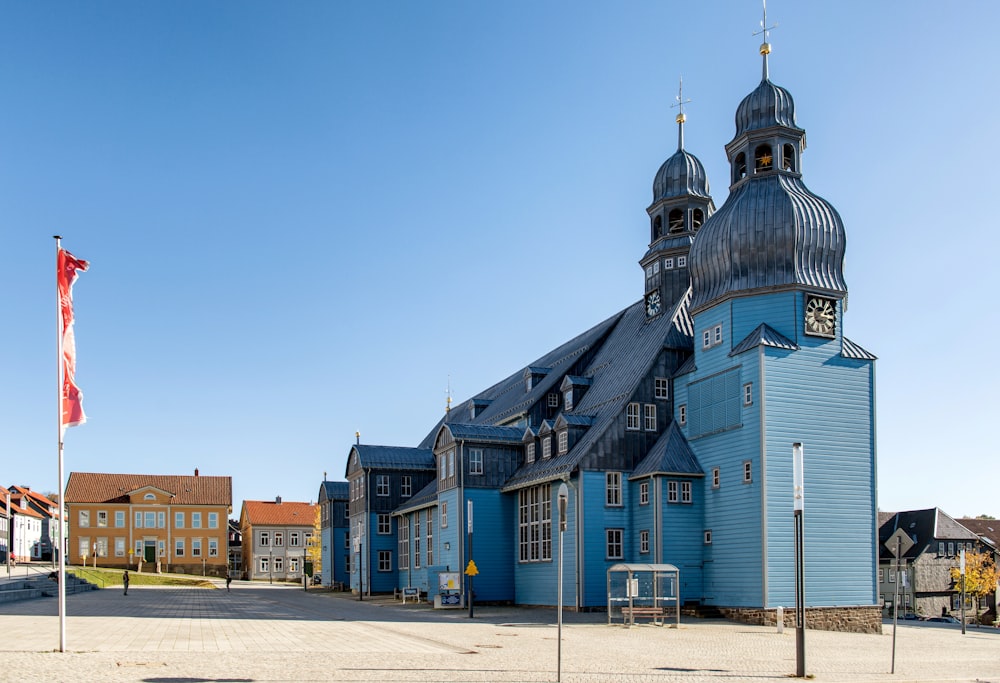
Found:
<box><xmin>54</xmin><ymin>235</ymin><xmax>67</xmax><ymax>653</ymax></box>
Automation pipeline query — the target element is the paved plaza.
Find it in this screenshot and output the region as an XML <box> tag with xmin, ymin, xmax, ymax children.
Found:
<box><xmin>0</xmin><ymin>577</ymin><xmax>997</xmax><ymax>682</ymax></box>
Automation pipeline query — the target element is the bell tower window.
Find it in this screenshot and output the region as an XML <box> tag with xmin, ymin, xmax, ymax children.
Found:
<box><xmin>668</xmin><ymin>208</ymin><xmax>684</xmax><ymax>233</ymax></box>
<box><xmin>653</xmin><ymin>214</ymin><xmax>663</xmax><ymax>238</ymax></box>
<box><xmin>692</xmin><ymin>208</ymin><xmax>704</xmax><ymax>229</ymax></box>
<box><xmin>782</xmin><ymin>143</ymin><xmax>796</xmax><ymax>171</ymax></box>
<box><xmin>734</xmin><ymin>152</ymin><xmax>747</xmax><ymax>183</ymax></box>
<box><xmin>754</xmin><ymin>144</ymin><xmax>773</xmax><ymax>172</ymax></box>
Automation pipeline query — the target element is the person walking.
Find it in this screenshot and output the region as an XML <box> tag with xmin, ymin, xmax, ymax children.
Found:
<box><xmin>226</xmin><ymin>573</ymin><xmax>232</xmax><ymax>592</ymax></box>
<box><xmin>122</xmin><ymin>570</ymin><xmax>129</xmax><ymax>596</ymax></box>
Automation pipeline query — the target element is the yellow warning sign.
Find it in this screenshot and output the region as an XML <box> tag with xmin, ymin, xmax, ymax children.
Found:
<box><xmin>465</xmin><ymin>560</ymin><xmax>479</xmax><ymax>576</ymax></box>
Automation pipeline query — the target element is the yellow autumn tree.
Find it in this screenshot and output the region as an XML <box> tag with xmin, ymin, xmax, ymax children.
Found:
<box><xmin>306</xmin><ymin>504</ymin><xmax>322</xmax><ymax>579</ymax></box>
<box><xmin>950</xmin><ymin>549</ymin><xmax>1000</xmax><ymax>626</ymax></box>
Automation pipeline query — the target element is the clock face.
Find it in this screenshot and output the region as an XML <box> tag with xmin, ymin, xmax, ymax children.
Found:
<box><xmin>804</xmin><ymin>296</ymin><xmax>836</xmax><ymax>337</ymax></box>
<box><xmin>645</xmin><ymin>290</ymin><xmax>662</xmax><ymax>317</ymax></box>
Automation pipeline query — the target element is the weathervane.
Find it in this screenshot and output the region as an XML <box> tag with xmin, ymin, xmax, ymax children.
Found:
<box><xmin>445</xmin><ymin>376</ymin><xmax>453</xmax><ymax>413</ymax></box>
<box><xmin>752</xmin><ymin>0</ymin><xmax>778</xmax><ymax>78</ymax></box>
<box><xmin>670</xmin><ymin>77</ymin><xmax>691</xmax><ymax>150</ymax></box>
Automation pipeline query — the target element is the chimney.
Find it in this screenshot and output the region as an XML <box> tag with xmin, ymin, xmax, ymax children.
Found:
<box><xmin>194</xmin><ymin>468</ymin><xmax>199</xmax><ymax>476</ymax></box>
<box><xmin>275</xmin><ymin>496</ymin><xmax>282</xmax><ymax>504</ymax></box>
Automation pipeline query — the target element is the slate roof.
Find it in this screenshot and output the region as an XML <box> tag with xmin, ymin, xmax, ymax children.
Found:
<box><xmin>441</xmin><ymin>424</ymin><xmax>524</xmax><ymax>444</ymax></box>
<box><xmin>502</xmin><ymin>292</ymin><xmax>693</xmax><ymax>492</ymax></box>
<box><xmin>730</xmin><ymin>323</ymin><xmax>798</xmax><ymax>356</ymax></box>
<box><xmin>842</xmin><ymin>338</ymin><xmax>877</xmax><ymax>360</ymax></box>
<box><xmin>878</xmin><ymin>508</ymin><xmax>979</xmax><ymax>560</ymax></box>
<box><xmin>348</xmin><ymin>445</ymin><xmax>434</xmax><ymax>473</ymax></box>
<box><xmin>242</xmin><ymin>500</ymin><xmax>317</xmax><ymax>527</ymax></box>
<box><xmin>630</xmin><ymin>423</ymin><xmax>704</xmax><ymax>479</ymax></box>
<box><xmin>393</xmin><ymin>479</ymin><xmax>438</xmax><ymax>515</ymax></box>
<box><xmin>957</xmin><ymin>518</ymin><xmax>1000</xmax><ymax>549</ymax></box>
<box><xmin>65</xmin><ymin>472</ymin><xmax>232</xmax><ymax>506</ymax></box>
<box><xmin>319</xmin><ymin>481</ymin><xmax>349</xmax><ymax>501</ymax></box>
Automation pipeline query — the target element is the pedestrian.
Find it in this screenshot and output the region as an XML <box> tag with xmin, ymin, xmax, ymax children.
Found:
<box><xmin>122</xmin><ymin>570</ymin><xmax>129</xmax><ymax>596</ymax></box>
<box><xmin>226</xmin><ymin>574</ymin><xmax>231</xmax><ymax>592</ymax></box>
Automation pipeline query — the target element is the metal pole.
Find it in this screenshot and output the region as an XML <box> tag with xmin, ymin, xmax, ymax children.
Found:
<box><xmin>557</xmin><ymin>484</ymin><xmax>568</xmax><ymax>683</ymax></box>
<box><xmin>54</xmin><ymin>236</ymin><xmax>67</xmax><ymax>653</ymax></box>
<box><xmin>467</xmin><ymin>500</ymin><xmax>474</xmax><ymax>619</ymax></box>
<box><xmin>960</xmin><ymin>549</ymin><xmax>967</xmax><ymax>635</ymax></box>
<box><xmin>792</xmin><ymin>442</ymin><xmax>805</xmax><ymax>678</ymax></box>
<box><xmin>891</xmin><ymin>536</ymin><xmax>900</xmax><ymax>674</ymax></box>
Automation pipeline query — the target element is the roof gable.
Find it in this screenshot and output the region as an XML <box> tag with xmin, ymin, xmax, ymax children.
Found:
<box><xmin>730</xmin><ymin>323</ymin><xmax>798</xmax><ymax>356</ymax></box>
<box><xmin>631</xmin><ymin>423</ymin><xmax>704</xmax><ymax>479</ymax></box>
<box><xmin>242</xmin><ymin>500</ymin><xmax>317</xmax><ymax>527</ymax></box>
<box><xmin>65</xmin><ymin>472</ymin><xmax>232</xmax><ymax>507</ymax></box>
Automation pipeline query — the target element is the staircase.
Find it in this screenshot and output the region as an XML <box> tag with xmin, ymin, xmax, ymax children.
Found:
<box><xmin>0</xmin><ymin>572</ymin><xmax>99</xmax><ymax>603</ymax></box>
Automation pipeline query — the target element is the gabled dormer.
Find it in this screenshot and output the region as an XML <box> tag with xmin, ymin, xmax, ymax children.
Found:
<box><xmin>559</xmin><ymin>375</ymin><xmax>592</xmax><ymax>412</ymax></box>
<box><xmin>523</xmin><ymin>366</ymin><xmax>551</xmax><ymax>393</ymax></box>
<box><xmin>127</xmin><ymin>486</ymin><xmax>174</xmax><ymax>505</ymax></box>
<box><xmin>522</xmin><ymin>427</ymin><xmax>537</xmax><ymax>464</ymax></box>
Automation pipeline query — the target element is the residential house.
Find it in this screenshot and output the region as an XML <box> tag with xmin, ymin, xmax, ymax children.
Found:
<box><xmin>240</xmin><ymin>498</ymin><xmax>317</xmax><ymax>582</ymax></box>
<box><xmin>335</xmin><ymin>32</ymin><xmax>881</xmax><ymax>632</ymax></box>
<box><xmin>8</xmin><ymin>486</ymin><xmax>64</xmax><ymax>560</ymax></box>
<box><xmin>317</xmin><ymin>480</ymin><xmax>349</xmax><ymax>588</ymax></box>
<box><xmin>956</xmin><ymin>517</ymin><xmax>1000</xmax><ymax>622</ymax></box>
<box><xmin>8</xmin><ymin>488</ymin><xmax>44</xmax><ymax>563</ymax></box>
<box><xmin>64</xmin><ymin>470</ymin><xmax>232</xmax><ymax>575</ymax></box>
<box><xmin>227</xmin><ymin>519</ymin><xmax>242</xmax><ymax>576</ymax></box>
<box><xmin>878</xmin><ymin>509</ymin><xmax>986</xmax><ymax>620</ymax></box>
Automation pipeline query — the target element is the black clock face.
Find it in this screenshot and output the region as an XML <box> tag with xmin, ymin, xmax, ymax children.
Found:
<box><xmin>645</xmin><ymin>290</ymin><xmax>662</xmax><ymax>317</ymax></box>
<box><xmin>804</xmin><ymin>296</ymin><xmax>836</xmax><ymax>337</ymax></box>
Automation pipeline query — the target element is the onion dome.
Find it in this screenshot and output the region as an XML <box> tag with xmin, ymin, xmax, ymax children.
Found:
<box><xmin>733</xmin><ymin>78</ymin><xmax>799</xmax><ymax>137</ymax></box>
<box><xmin>652</xmin><ymin>146</ymin><xmax>711</xmax><ymax>202</ymax></box>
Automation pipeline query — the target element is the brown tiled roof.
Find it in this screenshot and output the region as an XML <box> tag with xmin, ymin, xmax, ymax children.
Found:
<box><xmin>65</xmin><ymin>472</ymin><xmax>232</xmax><ymax>506</ymax></box>
<box><xmin>242</xmin><ymin>500</ymin><xmax>316</xmax><ymax>527</ymax></box>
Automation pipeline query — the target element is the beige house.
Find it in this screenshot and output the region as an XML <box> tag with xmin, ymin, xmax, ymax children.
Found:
<box><xmin>240</xmin><ymin>497</ymin><xmax>316</xmax><ymax>582</ymax></box>
<box><xmin>64</xmin><ymin>470</ymin><xmax>232</xmax><ymax>576</ymax></box>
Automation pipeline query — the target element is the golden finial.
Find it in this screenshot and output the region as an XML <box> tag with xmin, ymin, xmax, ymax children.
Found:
<box><xmin>445</xmin><ymin>376</ymin><xmax>453</xmax><ymax>413</ymax></box>
<box><xmin>753</xmin><ymin>0</ymin><xmax>777</xmax><ymax>77</ymax></box>
<box><xmin>670</xmin><ymin>76</ymin><xmax>691</xmax><ymax>150</ymax></box>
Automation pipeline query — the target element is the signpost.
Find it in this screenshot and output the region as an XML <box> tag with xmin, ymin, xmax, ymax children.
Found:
<box><xmin>792</xmin><ymin>443</ymin><xmax>805</xmax><ymax>678</ymax></box>
<box><xmin>467</xmin><ymin>500</ymin><xmax>474</xmax><ymax>618</ymax></box>
<box><xmin>885</xmin><ymin>527</ymin><xmax>914</xmax><ymax>674</ymax></box>
<box><xmin>556</xmin><ymin>483</ymin><xmax>568</xmax><ymax>683</ymax></box>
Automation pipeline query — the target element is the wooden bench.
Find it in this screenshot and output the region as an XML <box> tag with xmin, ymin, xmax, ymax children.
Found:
<box><xmin>621</xmin><ymin>606</ymin><xmax>666</xmax><ymax>626</ymax></box>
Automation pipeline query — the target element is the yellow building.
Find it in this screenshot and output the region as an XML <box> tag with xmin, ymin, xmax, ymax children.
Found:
<box><xmin>64</xmin><ymin>470</ymin><xmax>232</xmax><ymax>576</ymax></box>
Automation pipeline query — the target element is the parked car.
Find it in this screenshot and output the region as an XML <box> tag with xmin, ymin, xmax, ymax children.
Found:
<box><xmin>924</xmin><ymin>616</ymin><xmax>961</xmax><ymax>624</ymax></box>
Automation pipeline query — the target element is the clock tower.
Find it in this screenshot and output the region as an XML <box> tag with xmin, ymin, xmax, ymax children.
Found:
<box><xmin>641</xmin><ymin>82</ymin><xmax>715</xmax><ymax>319</ymax></box>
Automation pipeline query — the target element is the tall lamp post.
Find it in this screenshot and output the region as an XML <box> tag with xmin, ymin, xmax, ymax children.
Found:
<box><xmin>556</xmin><ymin>483</ymin><xmax>568</xmax><ymax>683</ymax></box>
<box><xmin>792</xmin><ymin>442</ymin><xmax>806</xmax><ymax>678</ymax></box>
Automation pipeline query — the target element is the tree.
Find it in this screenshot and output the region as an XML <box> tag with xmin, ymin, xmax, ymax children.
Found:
<box><xmin>950</xmin><ymin>549</ymin><xmax>1000</xmax><ymax>626</ymax></box>
<box><xmin>306</xmin><ymin>504</ymin><xmax>322</xmax><ymax>579</ymax></box>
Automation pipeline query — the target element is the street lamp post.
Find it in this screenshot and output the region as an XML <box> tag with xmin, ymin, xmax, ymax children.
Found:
<box><xmin>556</xmin><ymin>483</ymin><xmax>568</xmax><ymax>683</ymax></box>
<box><xmin>269</xmin><ymin>550</ymin><xmax>273</xmax><ymax>585</ymax></box>
<box><xmin>792</xmin><ymin>442</ymin><xmax>806</xmax><ymax>678</ymax></box>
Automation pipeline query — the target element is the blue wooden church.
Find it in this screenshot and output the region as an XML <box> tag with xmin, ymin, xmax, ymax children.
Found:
<box><xmin>336</xmin><ymin>35</ymin><xmax>879</xmax><ymax>631</ymax></box>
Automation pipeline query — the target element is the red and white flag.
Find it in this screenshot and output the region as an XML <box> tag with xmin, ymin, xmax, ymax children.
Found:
<box><xmin>57</xmin><ymin>248</ymin><xmax>89</xmax><ymax>432</ymax></box>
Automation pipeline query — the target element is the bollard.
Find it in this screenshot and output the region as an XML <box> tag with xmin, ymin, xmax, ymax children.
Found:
<box><xmin>776</xmin><ymin>606</ymin><xmax>784</xmax><ymax>634</ymax></box>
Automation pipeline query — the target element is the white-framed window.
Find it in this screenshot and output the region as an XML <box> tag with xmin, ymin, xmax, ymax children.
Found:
<box><xmin>470</xmin><ymin>449</ymin><xmax>484</xmax><ymax>475</ymax></box>
<box><xmin>879</xmin><ymin>568</ymin><xmax>885</xmax><ymax>583</ymax></box>
<box><xmin>274</xmin><ymin>556</ymin><xmax>283</xmax><ymax>573</ymax></box>
<box><xmin>743</xmin><ymin>383</ymin><xmax>753</xmax><ymax>406</ymax></box>
<box><xmin>677</xmin><ymin>255</ymin><xmax>687</xmax><ymax>267</ymax></box>
<box><xmin>95</xmin><ymin>537</ymin><xmax>108</xmax><ymax>557</ymax></box>
<box><xmin>144</xmin><ymin>493</ymin><xmax>155</xmax><ymax>500</ymax></box>
<box><xmin>448</xmin><ymin>450</ymin><xmax>455</xmax><ymax>478</ymax></box>
<box><xmin>548</xmin><ymin>392</ymin><xmax>559</xmax><ymax>408</ymax></box>
<box><xmin>378</xmin><ymin>550</ymin><xmax>392</xmax><ymax>572</ymax></box>
<box><xmin>208</xmin><ymin>538</ymin><xmax>219</xmax><ymax>557</ymax></box>
<box><xmin>290</xmin><ymin>557</ymin><xmax>299</xmax><ymax>573</ymax></box>
<box><xmin>175</xmin><ymin>539</ymin><xmax>185</xmax><ymax>557</ymax></box>
<box><xmin>157</xmin><ymin>512</ymin><xmax>166</xmax><ymax>528</ymax></box>
<box><xmin>652</xmin><ymin>260</ymin><xmax>660</xmax><ymax>274</ymax></box>
<box><xmin>115</xmin><ymin>510</ymin><xmax>125</xmax><ymax>528</ymax></box>
<box><xmin>640</xmin><ymin>529</ymin><xmax>650</xmax><ymax>554</ymax></box>
<box><xmin>78</xmin><ymin>537</ymin><xmax>90</xmax><ymax>558</ymax></box>
<box><xmin>414</xmin><ymin>515</ymin><xmax>421</xmax><ymax>569</ymax></box>
<box><xmin>175</xmin><ymin>512</ymin><xmax>184</xmax><ymax>528</ymax></box>
<box><xmin>97</xmin><ymin>511</ymin><xmax>108</xmax><ymax>527</ymax></box>
<box><xmin>426</xmin><ymin>510</ymin><xmax>434</xmax><ymax>566</ymax></box>
<box><xmin>260</xmin><ymin>531</ymin><xmax>270</xmax><ymax>547</ymax></box>
<box><xmin>557</xmin><ymin>431</ymin><xmax>568</xmax><ymax>455</ymax></box>
<box><xmin>144</xmin><ymin>511</ymin><xmax>156</xmax><ymax>529</ymax></box>
<box><xmin>714</xmin><ymin>324</ymin><xmax>722</xmax><ymax>345</ymax></box>
<box><xmin>290</xmin><ymin>531</ymin><xmax>300</xmax><ymax>546</ymax></box>
<box><xmin>664</xmin><ymin>257</ymin><xmax>674</xmax><ymax>269</ymax></box>
<box><xmin>208</xmin><ymin>512</ymin><xmax>219</xmax><ymax>529</ymax></box>
<box><xmin>654</xmin><ymin>377</ymin><xmax>669</xmax><ymax>400</ymax></box>
<box><xmin>115</xmin><ymin>537</ymin><xmax>126</xmax><ymax>557</ymax></box>
<box><xmin>440</xmin><ymin>455</ymin><xmax>447</xmax><ymax>480</ymax></box>
<box><xmin>441</xmin><ymin>501</ymin><xmax>448</xmax><ymax>528</ymax></box>
<box><xmin>542</xmin><ymin>436</ymin><xmax>552</xmax><ymax>459</ymax></box>
<box><xmin>644</xmin><ymin>404</ymin><xmax>657</xmax><ymax>431</ymax></box>
<box><xmin>640</xmin><ymin>481</ymin><xmax>649</xmax><ymax>505</ymax></box>
<box><xmin>743</xmin><ymin>460</ymin><xmax>753</xmax><ymax>484</ymax></box>
<box><xmin>134</xmin><ymin>540</ymin><xmax>142</xmax><ymax>557</ymax></box>
<box><xmin>668</xmin><ymin>481</ymin><xmax>678</xmax><ymax>503</ymax></box>
<box><xmin>606</xmin><ymin>472</ymin><xmax>622</xmax><ymax>507</ymax></box>
<box><xmin>378</xmin><ymin>514</ymin><xmax>391</xmax><ymax>535</ymax></box>
<box><xmin>948</xmin><ymin>542</ymin><xmax>955</xmax><ymax>556</ymax></box>
<box><xmin>192</xmin><ymin>512</ymin><xmax>202</xmax><ymax>529</ymax></box>
<box><xmin>79</xmin><ymin>510</ymin><xmax>90</xmax><ymax>528</ymax></box>
<box><xmin>518</xmin><ymin>483</ymin><xmax>552</xmax><ymax>563</ymax></box>
<box><xmin>679</xmin><ymin>404</ymin><xmax>687</xmax><ymax>425</ymax></box>
<box><xmin>704</xmin><ymin>529</ymin><xmax>712</xmax><ymax>544</ymax></box>
<box><xmin>192</xmin><ymin>539</ymin><xmax>202</xmax><ymax>557</ymax></box>
<box><xmin>682</xmin><ymin>481</ymin><xmax>692</xmax><ymax>503</ymax></box>
<box><xmin>606</xmin><ymin>529</ymin><xmax>624</xmax><ymax>559</ymax></box>
<box><xmin>274</xmin><ymin>532</ymin><xmax>284</xmax><ymax>547</ymax></box>
<box><xmin>626</xmin><ymin>402</ymin><xmax>640</xmax><ymax>430</ymax></box>
<box><xmin>260</xmin><ymin>557</ymin><xmax>269</xmax><ymax>573</ymax></box>
<box><xmin>564</xmin><ymin>390</ymin><xmax>574</xmax><ymax>411</ymax></box>
<box><xmin>377</xmin><ymin>475</ymin><xmax>390</xmax><ymax>497</ymax></box>
<box><xmin>401</xmin><ymin>475</ymin><xmax>412</xmax><ymax>497</ymax></box>
<box><xmin>398</xmin><ymin>519</ymin><xmax>409</xmax><ymax>570</ymax></box>
<box><xmin>645</xmin><ymin>264</ymin><xmax>653</xmax><ymax>279</ymax></box>
<box><xmin>712</xmin><ymin>467</ymin><xmax>720</xmax><ymax>488</ymax></box>
<box><xmin>526</xmin><ymin>442</ymin><xmax>536</xmax><ymax>463</ymax></box>
<box><xmin>702</xmin><ymin>330</ymin><xmax>712</xmax><ymax>348</ymax></box>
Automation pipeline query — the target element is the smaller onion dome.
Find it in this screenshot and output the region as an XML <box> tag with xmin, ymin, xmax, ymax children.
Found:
<box><xmin>652</xmin><ymin>148</ymin><xmax>711</xmax><ymax>202</ymax></box>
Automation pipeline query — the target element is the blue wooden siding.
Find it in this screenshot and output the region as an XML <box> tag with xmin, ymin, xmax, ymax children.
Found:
<box><xmin>658</xmin><ymin>477</ymin><xmax>705</xmax><ymax>603</ymax></box>
<box><xmin>579</xmin><ymin>470</ymin><xmax>629</xmax><ymax>607</ymax></box>
<box><xmin>321</xmin><ymin>525</ymin><xmax>333</xmax><ymax>586</ymax></box>
<box><xmin>467</xmin><ymin>488</ymin><xmax>515</xmax><ymax>602</ymax></box>
<box><xmin>513</xmin><ymin>481</ymin><xmax>577</xmax><ymax>607</ymax></box>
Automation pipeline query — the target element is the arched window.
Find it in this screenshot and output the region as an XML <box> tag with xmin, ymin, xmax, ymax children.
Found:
<box><xmin>734</xmin><ymin>152</ymin><xmax>747</xmax><ymax>183</ymax></box>
<box><xmin>653</xmin><ymin>215</ymin><xmax>663</xmax><ymax>238</ymax></box>
<box><xmin>668</xmin><ymin>208</ymin><xmax>684</xmax><ymax>233</ymax></box>
<box><xmin>782</xmin><ymin>144</ymin><xmax>795</xmax><ymax>171</ymax></box>
<box><xmin>692</xmin><ymin>208</ymin><xmax>704</xmax><ymax>229</ymax></box>
<box><xmin>755</xmin><ymin>144</ymin><xmax>773</xmax><ymax>172</ymax></box>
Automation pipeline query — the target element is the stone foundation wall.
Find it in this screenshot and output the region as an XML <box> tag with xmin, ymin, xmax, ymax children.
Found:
<box><xmin>719</xmin><ymin>605</ymin><xmax>882</xmax><ymax>634</ymax></box>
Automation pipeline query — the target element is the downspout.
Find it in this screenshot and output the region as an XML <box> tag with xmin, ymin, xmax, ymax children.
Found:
<box><xmin>575</xmin><ymin>473</ymin><xmax>584</xmax><ymax>609</ymax></box>
<box><xmin>654</xmin><ymin>475</ymin><xmax>662</xmax><ymax>564</ymax></box>
<box><xmin>758</xmin><ymin>343</ymin><xmax>768</xmax><ymax>607</ymax></box>
<box><xmin>364</xmin><ymin>466</ymin><xmax>371</xmax><ymax>597</ymax></box>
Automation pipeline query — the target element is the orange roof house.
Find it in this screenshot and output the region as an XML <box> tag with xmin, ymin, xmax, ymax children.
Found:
<box><xmin>239</xmin><ymin>497</ymin><xmax>317</xmax><ymax>582</ymax></box>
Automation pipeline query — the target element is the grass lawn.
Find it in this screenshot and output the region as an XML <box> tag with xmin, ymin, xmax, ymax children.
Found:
<box><xmin>68</xmin><ymin>566</ymin><xmax>216</xmax><ymax>588</ymax></box>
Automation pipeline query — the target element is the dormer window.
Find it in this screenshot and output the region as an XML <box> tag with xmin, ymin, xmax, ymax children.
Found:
<box><xmin>526</xmin><ymin>442</ymin><xmax>536</xmax><ymax>463</ymax></box>
<box><xmin>542</xmin><ymin>436</ymin><xmax>551</xmax><ymax>459</ymax></box>
<box><xmin>557</xmin><ymin>431</ymin><xmax>568</xmax><ymax>455</ymax></box>
<box><xmin>144</xmin><ymin>493</ymin><xmax>155</xmax><ymax>500</ymax></box>
<box><xmin>754</xmin><ymin>144</ymin><xmax>773</xmax><ymax>172</ymax></box>
<box><xmin>782</xmin><ymin>143</ymin><xmax>796</xmax><ymax>171</ymax></box>
<box><xmin>564</xmin><ymin>389</ymin><xmax>573</xmax><ymax>412</ymax></box>
<box><xmin>525</xmin><ymin>375</ymin><xmax>532</xmax><ymax>392</ymax></box>
<box><xmin>734</xmin><ymin>152</ymin><xmax>747</xmax><ymax>182</ymax></box>
<box><xmin>668</xmin><ymin>208</ymin><xmax>684</xmax><ymax>233</ymax></box>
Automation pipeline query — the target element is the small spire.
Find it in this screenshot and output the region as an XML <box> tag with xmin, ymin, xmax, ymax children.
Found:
<box><xmin>753</xmin><ymin>0</ymin><xmax>777</xmax><ymax>80</ymax></box>
<box><xmin>670</xmin><ymin>76</ymin><xmax>691</xmax><ymax>151</ymax></box>
<box><xmin>445</xmin><ymin>376</ymin><xmax>452</xmax><ymax>413</ymax></box>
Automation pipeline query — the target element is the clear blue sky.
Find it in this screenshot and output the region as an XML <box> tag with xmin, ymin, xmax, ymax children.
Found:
<box><xmin>2</xmin><ymin>1</ymin><xmax>997</xmax><ymax>519</ymax></box>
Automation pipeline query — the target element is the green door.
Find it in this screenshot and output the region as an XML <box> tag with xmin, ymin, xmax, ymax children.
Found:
<box><xmin>144</xmin><ymin>541</ymin><xmax>156</xmax><ymax>563</ymax></box>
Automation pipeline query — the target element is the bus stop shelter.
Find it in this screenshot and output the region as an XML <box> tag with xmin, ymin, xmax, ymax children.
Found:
<box><xmin>607</xmin><ymin>563</ymin><xmax>681</xmax><ymax>627</ymax></box>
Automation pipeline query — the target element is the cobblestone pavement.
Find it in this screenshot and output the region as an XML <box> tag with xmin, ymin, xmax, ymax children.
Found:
<box><xmin>1</xmin><ymin>580</ymin><xmax>998</xmax><ymax>682</ymax></box>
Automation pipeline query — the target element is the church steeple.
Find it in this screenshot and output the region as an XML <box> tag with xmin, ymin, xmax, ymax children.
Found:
<box><xmin>641</xmin><ymin>80</ymin><xmax>715</xmax><ymax>319</ymax></box>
